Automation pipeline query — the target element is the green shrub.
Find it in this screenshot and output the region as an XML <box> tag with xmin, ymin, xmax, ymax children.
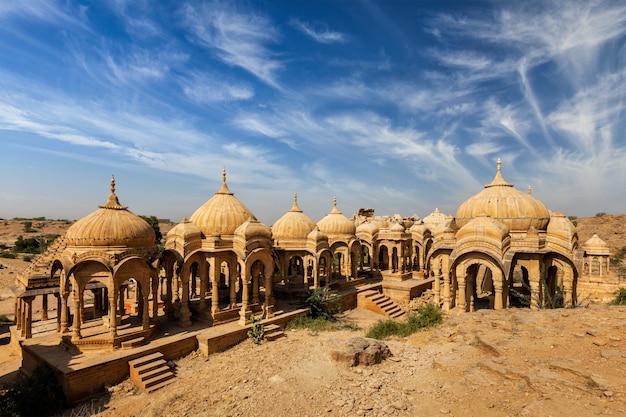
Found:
<box><xmin>366</xmin><ymin>304</ymin><xmax>443</xmax><ymax>340</ymax></box>
<box><xmin>610</xmin><ymin>288</ymin><xmax>626</xmax><ymax>305</ymax></box>
<box><xmin>305</xmin><ymin>287</ymin><xmax>339</xmax><ymax>321</ymax></box>
<box><xmin>22</xmin><ymin>256</ymin><xmax>31</xmax><ymax>263</ymax></box>
<box><xmin>0</xmin><ymin>252</ymin><xmax>16</xmax><ymax>259</ymax></box>
<box><xmin>246</xmin><ymin>314</ymin><xmax>264</xmax><ymax>345</ymax></box>
<box><xmin>595</xmin><ymin>212</ymin><xmax>607</xmax><ymax>217</ymax></box>
<box><xmin>0</xmin><ymin>363</ymin><xmax>67</xmax><ymax>416</ymax></box>
<box><xmin>0</xmin><ymin>315</ymin><xmax>10</xmax><ymax>323</ymax></box>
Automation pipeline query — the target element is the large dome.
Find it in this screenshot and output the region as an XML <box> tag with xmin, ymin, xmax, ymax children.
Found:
<box><xmin>456</xmin><ymin>159</ymin><xmax>550</xmax><ymax>231</ymax></box>
<box><xmin>272</xmin><ymin>194</ymin><xmax>317</xmax><ymax>241</ymax></box>
<box><xmin>189</xmin><ymin>170</ymin><xmax>256</xmax><ymax>237</ymax></box>
<box><xmin>317</xmin><ymin>197</ymin><xmax>356</xmax><ymax>236</ymax></box>
<box><xmin>65</xmin><ymin>176</ymin><xmax>156</xmax><ymax>248</ymax></box>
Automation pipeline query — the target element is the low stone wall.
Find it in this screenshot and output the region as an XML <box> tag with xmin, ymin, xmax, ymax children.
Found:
<box><xmin>21</xmin><ymin>333</ymin><xmax>199</xmax><ymax>403</ymax></box>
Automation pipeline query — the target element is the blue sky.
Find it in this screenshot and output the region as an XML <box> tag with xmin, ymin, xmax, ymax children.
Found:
<box><xmin>0</xmin><ymin>1</ymin><xmax>625</xmax><ymax>224</ymax></box>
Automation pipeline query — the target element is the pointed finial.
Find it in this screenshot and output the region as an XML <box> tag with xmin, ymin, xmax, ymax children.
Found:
<box><xmin>222</xmin><ymin>167</ymin><xmax>226</xmax><ymax>184</ymax></box>
<box><xmin>216</xmin><ymin>167</ymin><xmax>233</xmax><ymax>195</ymax></box>
<box><xmin>99</xmin><ymin>174</ymin><xmax>127</xmax><ymax>210</ymax></box>
<box><xmin>528</xmin><ymin>185</ymin><xmax>532</xmax><ymax>195</ymax></box>
<box><xmin>290</xmin><ymin>192</ymin><xmax>302</xmax><ymax>212</ymax></box>
<box><xmin>333</xmin><ymin>196</ymin><xmax>337</xmax><ymax>208</ymax></box>
<box><xmin>497</xmin><ymin>157</ymin><xmax>502</xmax><ymax>172</ymax></box>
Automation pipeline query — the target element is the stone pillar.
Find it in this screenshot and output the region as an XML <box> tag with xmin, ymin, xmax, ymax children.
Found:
<box><xmin>264</xmin><ymin>272</ymin><xmax>274</xmax><ymax>318</ymax></box>
<box><xmin>443</xmin><ymin>270</ymin><xmax>451</xmax><ymax>311</ymax></box>
<box><xmin>24</xmin><ymin>296</ymin><xmax>34</xmax><ymax>339</ymax></box>
<box><xmin>20</xmin><ymin>298</ymin><xmax>27</xmax><ymax>337</ymax></box>
<box><xmin>313</xmin><ymin>258</ymin><xmax>319</xmax><ymax>289</ymax></box>
<box><xmin>165</xmin><ymin>267</ymin><xmax>173</xmax><ymax>319</ymax></box>
<box><xmin>172</xmin><ymin>268</ymin><xmax>180</xmax><ymax>302</ymax></box>
<box><xmin>528</xmin><ymin>260</ymin><xmax>541</xmax><ymax>310</ymax></box>
<box><xmin>152</xmin><ymin>273</ymin><xmax>159</xmax><ymax>322</ymax></box>
<box><xmin>142</xmin><ymin>289</ymin><xmax>150</xmax><ymax>331</ymax></box>
<box><xmin>563</xmin><ymin>267</ymin><xmax>573</xmax><ymax>307</ymax></box>
<box><xmin>493</xmin><ymin>270</ymin><xmax>503</xmax><ymax>310</ymax></box>
<box><xmin>60</xmin><ymin>291</ymin><xmax>69</xmax><ymax>333</ymax></box>
<box><xmin>41</xmin><ymin>294</ymin><xmax>48</xmax><ymax>321</ymax></box>
<box><xmin>15</xmin><ymin>298</ymin><xmax>21</xmax><ymax>331</ymax></box>
<box><xmin>178</xmin><ymin>266</ymin><xmax>192</xmax><ymax>327</ymax></box>
<box><xmin>199</xmin><ymin>261</ymin><xmax>208</xmax><ymax>311</ymax></box>
<box><xmin>211</xmin><ymin>261</ymin><xmax>220</xmax><ymax>315</ymax></box>
<box><xmin>229</xmin><ymin>272</ymin><xmax>237</xmax><ymax>310</ymax></box>
<box><xmin>72</xmin><ymin>290</ymin><xmax>82</xmax><ymax>341</ymax></box>
<box><xmin>109</xmin><ymin>291</ymin><xmax>118</xmax><ymax>337</ymax></box>
<box><xmin>432</xmin><ymin>259</ymin><xmax>440</xmax><ymax>305</ymax></box>
<box><xmin>118</xmin><ymin>287</ymin><xmax>125</xmax><ymax>316</ymax></box>
<box><xmin>457</xmin><ymin>274</ymin><xmax>467</xmax><ymax>312</ymax></box>
<box><xmin>238</xmin><ymin>276</ymin><xmax>250</xmax><ymax>325</ymax></box>
<box><xmin>55</xmin><ymin>293</ymin><xmax>61</xmax><ymax>332</ymax></box>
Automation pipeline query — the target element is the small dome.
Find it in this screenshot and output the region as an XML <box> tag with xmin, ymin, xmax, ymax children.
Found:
<box><xmin>356</xmin><ymin>221</ymin><xmax>379</xmax><ymax>236</ymax></box>
<box><xmin>234</xmin><ymin>218</ymin><xmax>272</xmax><ymax>241</ymax></box>
<box><xmin>167</xmin><ymin>218</ymin><xmax>202</xmax><ymax>240</ymax></box>
<box><xmin>189</xmin><ymin>169</ymin><xmax>256</xmax><ymax>237</ymax></box>
<box><xmin>307</xmin><ymin>226</ymin><xmax>328</xmax><ymax>242</ymax></box>
<box><xmin>546</xmin><ymin>212</ymin><xmax>577</xmax><ymax>242</ymax></box>
<box><xmin>582</xmin><ymin>234</ymin><xmax>610</xmax><ymax>255</ymax></box>
<box><xmin>423</xmin><ymin>208</ymin><xmax>447</xmax><ymax>230</ymax></box>
<box><xmin>455</xmin><ymin>158</ymin><xmax>550</xmax><ymax>231</ymax></box>
<box><xmin>456</xmin><ymin>216</ymin><xmax>510</xmax><ymax>242</ymax></box>
<box><xmin>66</xmin><ymin>176</ymin><xmax>156</xmax><ymax>248</ymax></box>
<box><xmin>317</xmin><ymin>197</ymin><xmax>356</xmax><ymax>236</ymax></box>
<box><xmin>272</xmin><ymin>194</ymin><xmax>317</xmax><ymax>241</ymax></box>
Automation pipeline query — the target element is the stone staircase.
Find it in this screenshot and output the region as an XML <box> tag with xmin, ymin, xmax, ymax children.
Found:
<box><xmin>128</xmin><ymin>352</ymin><xmax>175</xmax><ymax>393</ymax></box>
<box><xmin>263</xmin><ymin>323</ymin><xmax>286</xmax><ymax>341</ymax></box>
<box><xmin>359</xmin><ymin>289</ymin><xmax>406</xmax><ymax>319</ymax></box>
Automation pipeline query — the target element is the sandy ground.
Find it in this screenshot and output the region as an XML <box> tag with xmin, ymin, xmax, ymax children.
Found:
<box><xmin>28</xmin><ymin>302</ymin><xmax>622</xmax><ymax>417</ymax></box>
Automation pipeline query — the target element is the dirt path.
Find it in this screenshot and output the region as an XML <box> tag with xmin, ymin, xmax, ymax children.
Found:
<box><xmin>49</xmin><ymin>303</ymin><xmax>626</xmax><ymax>417</ymax></box>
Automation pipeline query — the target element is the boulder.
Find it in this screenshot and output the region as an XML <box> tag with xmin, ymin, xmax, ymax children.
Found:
<box><xmin>330</xmin><ymin>337</ymin><xmax>392</xmax><ymax>366</ymax></box>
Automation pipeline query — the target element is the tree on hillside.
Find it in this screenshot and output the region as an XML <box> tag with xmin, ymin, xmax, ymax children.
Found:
<box><xmin>139</xmin><ymin>215</ymin><xmax>162</xmax><ymax>244</ymax></box>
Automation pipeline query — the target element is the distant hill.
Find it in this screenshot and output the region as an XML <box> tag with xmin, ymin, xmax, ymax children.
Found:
<box><xmin>0</xmin><ymin>215</ymin><xmax>624</xmax><ymax>254</ymax></box>
<box><xmin>575</xmin><ymin>214</ymin><xmax>626</xmax><ymax>254</ymax></box>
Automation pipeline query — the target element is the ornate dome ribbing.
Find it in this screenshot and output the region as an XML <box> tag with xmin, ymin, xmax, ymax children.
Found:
<box><xmin>272</xmin><ymin>193</ymin><xmax>317</xmax><ymax>241</ymax></box>
<box><xmin>65</xmin><ymin>176</ymin><xmax>156</xmax><ymax>248</ymax></box>
<box><xmin>317</xmin><ymin>197</ymin><xmax>356</xmax><ymax>236</ymax></box>
<box><xmin>189</xmin><ymin>169</ymin><xmax>256</xmax><ymax>237</ymax></box>
<box><xmin>455</xmin><ymin>158</ymin><xmax>550</xmax><ymax>231</ymax></box>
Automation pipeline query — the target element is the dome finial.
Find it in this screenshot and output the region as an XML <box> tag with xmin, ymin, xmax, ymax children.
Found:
<box><xmin>485</xmin><ymin>157</ymin><xmax>513</xmax><ymax>188</ymax></box>
<box><xmin>528</xmin><ymin>185</ymin><xmax>532</xmax><ymax>195</ymax></box>
<box><xmin>329</xmin><ymin>196</ymin><xmax>342</xmax><ymax>214</ymax></box>
<box><xmin>99</xmin><ymin>175</ymin><xmax>127</xmax><ymax>210</ymax></box>
<box><xmin>290</xmin><ymin>192</ymin><xmax>302</xmax><ymax>212</ymax></box>
<box><xmin>216</xmin><ymin>167</ymin><xmax>233</xmax><ymax>195</ymax></box>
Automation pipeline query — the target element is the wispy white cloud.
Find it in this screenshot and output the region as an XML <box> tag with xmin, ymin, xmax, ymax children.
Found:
<box><xmin>181</xmin><ymin>1</ymin><xmax>283</xmax><ymax>88</ymax></box>
<box><xmin>180</xmin><ymin>72</ymin><xmax>254</xmax><ymax>104</ymax></box>
<box><xmin>102</xmin><ymin>46</ymin><xmax>188</xmax><ymax>85</ymax></box>
<box><xmin>290</xmin><ymin>18</ymin><xmax>347</xmax><ymax>44</ymax></box>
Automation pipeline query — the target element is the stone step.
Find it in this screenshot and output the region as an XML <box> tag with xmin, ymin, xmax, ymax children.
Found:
<box><xmin>264</xmin><ymin>324</ymin><xmax>285</xmax><ymax>342</ymax></box>
<box><xmin>145</xmin><ymin>377</ymin><xmax>175</xmax><ymax>393</ymax></box>
<box><xmin>133</xmin><ymin>358</ymin><xmax>168</xmax><ymax>376</ymax></box>
<box><xmin>128</xmin><ymin>352</ymin><xmax>163</xmax><ymax>368</ymax></box>
<box><xmin>121</xmin><ymin>336</ymin><xmax>145</xmax><ymax>349</ymax></box>
<box><xmin>143</xmin><ymin>370</ymin><xmax>175</xmax><ymax>389</ymax></box>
